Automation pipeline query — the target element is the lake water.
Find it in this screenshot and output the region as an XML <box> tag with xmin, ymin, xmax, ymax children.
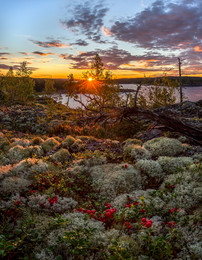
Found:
<box><xmin>52</xmin><ymin>84</ymin><xmax>202</xmax><ymax>109</ymax></box>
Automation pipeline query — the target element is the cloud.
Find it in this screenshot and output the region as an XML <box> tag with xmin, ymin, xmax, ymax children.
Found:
<box><xmin>30</xmin><ymin>39</ymin><xmax>68</xmax><ymax>48</ymax></box>
<box><xmin>59</xmin><ymin>47</ymin><xmax>176</xmax><ymax>71</ymax></box>
<box><xmin>0</xmin><ymin>52</ymin><xmax>10</xmax><ymax>56</ymax></box>
<box><xmin>61</xmin><ymin>1</ymin><xmax>109</xmax><ymax>43</ymax></box>
<box><xmin>0</xmin><ymin>46</ymin><xmax>8</xmax><ymax>50</ymax></box>
<box><xmin>178</xmin><ymin>48</ymin><xmax>202</xmax><ymax>71</ymax></box>
<box><xmin>194</xmin><ymin>45</ymin><xmax>202</xmax><ymax>52</ymax></box>
<box><xmin>59</xmin><ymin>54</ymin><xmax>69</xmax><ymax>60</ymax></box>
<box><xmin>32</xmin><ymin>51</ymin><xmax>55</xmax><ymax>56</ymax></box>
<box><xmin>0</xmin><ymin>63</ymin><xmax>38</xmax><ymax>71</ymax></box>
<box><xmin>19</xmin><ymin>52</ymin><xmax>29</xmax><ymax>55</ymax></box>
<box><xmin>141</xmin><ymin>0</ymin><xmax>147</xmax><ymax>8</ymax></box>
<box><xmin>0</xmin><ymin>64</ymin><xmax>12</xmax><ymax>70</ymax></box>
<box><xmin>110</xmin><ymin>0</ymin><xmax>202</xmax><ymax>50</ymax></box>
<box><xmin>71</xmin><ymin>39</ymin><xmax>89</xmax><ymax>46</ymax></box>
<box><xmin>102</xmin><ymin>26</ymin><xmax>112</xmax><ymax>36</ymax></box>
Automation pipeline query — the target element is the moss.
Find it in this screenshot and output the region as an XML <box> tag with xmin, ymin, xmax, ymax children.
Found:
<box><xmin>192</xmin><ymin>153</ymin><xmax>202</xmax><ymax>162</ymax></box>
<box><xmin>123</xmin><ymin>138</ymin><xmax>143</xmax><ymax>148</ymax></box>
<box><xmin>158</xmin><ymin>156</ymin><xmax>194</xmax><ymax>174</ymax></box>
<box><xmin>178</xmin><ymin>136</ymin><xmax>188</xmax><ymax>143</ymax></box>
<box><xmin>61</xmin><ymin>136</ymin><xmax>85</xmax><ymax>152</ymax></box>
<box><xmin>71</xmin><ymin>139</ymin><xmax>85</xmax><ymax>152</ymax></box>
<box><xmin>0</xmin><ymin>164</ymin><xmax>13</xmax><ymax>180</ymax></box>
<box><xmin>131</xmin><ymin>146</ymin><xmax>151</xmax><ymax>161</ymax></box>
<box><xmin>52</xmin><ymin>148</ymin><xmax>71</xmax><ymax>163</ymax></box>
<box><xmin>160</xmin><ymin>164</ymin><xmax>202</xmax><ymax>210</ymax></box>
<box><xmin>27</xmin><ymin>194</ymin><xmax>78</xmax><ymax>213</ymax></box>
<box><xmin>42</xmin><ymin>138</ymin><xmax>60</xmax><ymax>153</ymax></box>
<box><xmin>0</xmin><ymin>132</ymin><xmax>11</xmax><ymax>152</ymax></box>
<box><xmin>124</xmin><ymin>144</ymin><xmax>151</xmax><ymax>161</ymax></box>
<box><xmin>76</xmin><ymin>154</ymin><xmax>107</xmax><ymax>167</ymax></box>
<box><xmin>143</xmin><ymin>137</ymin><xmax>183</xmax><ymax>157</ymax></box>
<box><xmin>13</xmin><ymin>158</ymin><xmax>37</xmax><ymax>175</ymax></box>
<box><xmin>13</xmin><ymin>138</ymin><xmax>31</xmax><ymax>147</ymax></box>
<box><xmin>54</xmin><ymin>136</ymin><xmax>62</xmax><ymax>143</ymax></box>
<box><xmin>62</xmin><ymin>135</ymin><xmax>76</xmax><ymax>148</ymax></box>
<box><xmin>0</xmin><ymin>176</ymin><xmax>32</xmax><ymax>194</ymax></box>
<box><xmin>111</xmin><ymin>193</ymin><xmax>131</xmax><ymax>209</ymax></box>
<box><xmin>13</xmin><ymin>158</ymin><xmax>49</xmax><ymax>180</ymax></box>
<box><xmin>90</xmin><ymin>163</ymin><xmax>142</xmax><ymax>199</ymax></box>
<box><xmin>75</xmin><ymin>135</ymin><xmax>90</xmax><ymax>141</ymax></box>
<box><xmin>135</xmin><ymin>159</ymin><xmax>163</xmax><ymax>180</ymax></box>
<box><xmin>29</xmin><ymin>145</ymin><xmax>44</xmax><ymax>157</ymax></box>
<box><xmin>8</xmin><ymin>145</ymin><xmax>31</xmax><ymax>162</ymax></box>
<box><xmin>31</xmin><ymin>137</ymin><xmax>44</xmax><ymax>145</ymax></box>
<box><xmin>110</xmin><ymin>140</ymin><xmax>120</xmax><ymax>148</ymax></box>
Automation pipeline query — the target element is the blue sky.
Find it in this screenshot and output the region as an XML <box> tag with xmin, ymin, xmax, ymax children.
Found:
<box><xmin>0</xmin><ymin>0</ymin><xmax>201</xmax><ymax>78</ymax></box>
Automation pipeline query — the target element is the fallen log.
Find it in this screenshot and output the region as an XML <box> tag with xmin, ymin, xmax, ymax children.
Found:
<box><xmin>92</xmin><ymin>106</ymin><xmax>202</xmax><ymax>144</ymax></box>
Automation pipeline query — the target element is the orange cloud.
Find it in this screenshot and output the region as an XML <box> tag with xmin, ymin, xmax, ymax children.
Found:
<box><xmin>194</xmin><ymin>46</ymin><xmax>202</xmax><ymax>52</ymax></box>
<box><xmin>102</xmin><ymin>26</ymin><xmax>112</xmax><ymax>36</ymax></box>
<box><xmin>33</xmin><ymin>51</ymin><xmax>48</xmax><ymax>56</ymax></box>
<box><xmin>30</xmin><ymin>40</ymin><xmax>69</xmax><ymax>48</ymax></box>
<box><xmin>77</xmin><ymin>51</ymin><xmax>86</xmax><ymax>54</ymax></box>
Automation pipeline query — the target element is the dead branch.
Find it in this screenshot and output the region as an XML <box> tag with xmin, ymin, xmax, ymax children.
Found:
<box><xmin>88</xmin><ymin>106</ymin><xmax>202</xmax><ymax>144</ymax></box>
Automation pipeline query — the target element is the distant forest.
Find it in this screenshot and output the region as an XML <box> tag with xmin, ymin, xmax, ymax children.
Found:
<box><xmin>32</xmin><ymin>76</ymin><xmax>202</xmax><ymax>93</ymax></box>
<box><xmin>1</xmin><ymin>76</ymin><xmax>201</xmax><ymax>93</ymax></box>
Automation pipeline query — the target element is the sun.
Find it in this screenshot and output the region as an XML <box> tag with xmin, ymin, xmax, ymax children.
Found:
<box><xmin>88</xmin><ymin>77</ymin><xmax>93</xmax><ymax>81</ymax></box>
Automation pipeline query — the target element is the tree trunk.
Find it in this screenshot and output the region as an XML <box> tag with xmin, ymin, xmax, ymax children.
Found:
<box><xmin>178</xmin><ymin>58</ymin><xmax>183</xmax><ymax>103</ymax></box>
<box><xmin>134</xmin><ymin>84</ymin><xmax>142</xmax><ymax>108</ymax></box>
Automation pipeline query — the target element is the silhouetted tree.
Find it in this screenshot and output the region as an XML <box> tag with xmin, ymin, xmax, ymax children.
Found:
<box><xmin>0</xmin><ymin>62</ymin><xmax>35</xmax><ymax>103</ymax></box>
<box><xmin>44</xmin><ymin>79</ymin><xmax>56</xmax><ymax>95</ymax></box>
<box><xmin>16</xmin><ymin>61</ymin><xmax>32</xmax><ymax>77</ymax></box>
<box><xmin>178</xmin><ymin>57</ymin><xmax>183</xmax><ymax>103</ymax></box>
<box><xmin>76</xmin><ymin>53</ymin><xmax>121</xmax><ymax>112</ymax></box>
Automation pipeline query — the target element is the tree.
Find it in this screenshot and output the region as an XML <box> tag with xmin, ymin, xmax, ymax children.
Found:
<box><xmin>178</xmin><ymin>57</ymin><xmax>183</xmax><ymax>103</ymax></box>
<box><xmin>63</xmin><ymin>74</ymin><xmax>76</xmax><ymax>93</ymax></box>
<box><xmin>0</xmin><ymin>62</ymin><xmax>35</xmax><ymax>103</ymax></box>
<box><xmin>63</xmin><ymin>73</ymin><xmax>79</xmax><ymax>106</ymax></box>
<box><xmin>16</xmin><ymin>61</ymin><xmax>35</xmax><ymax>102</ymax></box>
<box><xmin>16</xmin><ymin>61</ymin><xmax>32</xmax><ymax>77</ymax></box>
<box><xmin>44</xmin><ymin>79</ymin><xmax>56</xmax><ymax>95</ymax></box>
<box><xmin>83</xmin><ymin>54</ymin><xmax>104</xmax><ymax>80</ymax></box>
<box><xmin>137</xmin><ymin>76</ymin><xmax>178</xmax><ymax>109</ymax></box>
<box><xmin>75</xmin><ymin>54</ymin><xmax>121</xmax><ymax>112</ymax></box>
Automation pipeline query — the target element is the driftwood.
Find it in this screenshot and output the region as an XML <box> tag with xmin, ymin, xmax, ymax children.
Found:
<box><xmin>92</xmin><ymin>106</ymin><xmax>202</xmax><ymax>144</ymax></box>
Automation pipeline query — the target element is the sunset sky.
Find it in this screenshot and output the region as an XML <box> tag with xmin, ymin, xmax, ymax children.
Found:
<box><xmin>0</xmin><ymin>0</ymin><xmax>201</xmax><ymax>79</ymax></box>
